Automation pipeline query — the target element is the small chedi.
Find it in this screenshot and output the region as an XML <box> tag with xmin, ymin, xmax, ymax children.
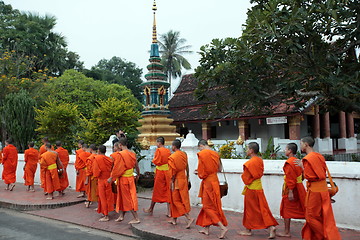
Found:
<box><xmin>137</xmin><ymin>0</ymin><xmax>179</xmax><ymax>145</ymax></box>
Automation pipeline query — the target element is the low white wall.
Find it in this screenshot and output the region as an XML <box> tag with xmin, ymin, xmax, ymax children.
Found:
<box><xmin>1</xmin><ymin>154</ymin><xmax>78</xmax><ymax>189</ymax></box>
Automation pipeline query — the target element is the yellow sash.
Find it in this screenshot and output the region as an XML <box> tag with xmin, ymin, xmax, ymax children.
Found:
<box><xmin>156</xmin><ymin>163</ymin><xmax>169</xmax><ymax>171</ymax></box>
<box><xmin>242</xmin><ymin>178</ymin><xmax>262</xmax><ymax>195</ymax></box>
<box><xmin>47</xmin><ymin>163</ymin><xmax>57</xmax><ymax>170</ymax></box>
<box><xmin>122</xmin><ymin>168</ymin><xmax>134</xmax><ymax>177</ymax></box>
<box><xmin>282</xmin><ymin>175</ymin><xmax>302</xmax><ymax>192</ymax></box>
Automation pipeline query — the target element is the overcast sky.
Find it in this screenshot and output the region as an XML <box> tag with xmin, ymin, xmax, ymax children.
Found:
<box><xmin>6</xmin><ymin>0</ymin><xmax>252</xmax><ymax>88</ymax></box>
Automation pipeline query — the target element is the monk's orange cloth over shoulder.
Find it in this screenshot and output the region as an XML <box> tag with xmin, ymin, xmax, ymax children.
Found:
<box><xmin>23</xmin><ymin>148</ymin><xmax>39</xmax><ymax>186</ymax></box>
<box><xmin>196</xmin><ymin>149</ymin><xmax>228</xmax><ymax>227</ymax></box>
<box><xmin>151</xmin><ymin>147</ymin><xmax>171</xmax><ymax>203</ymax></box>
<box><xmin>280</xmin><ymin>156</ymin><xmax>306</xmax><ymax>219</ymax></box>
<box><xmin>2</xmin><ymin>144</ymin><xmax>18</xmax><ymax>184</ymax></box>
<box><xmin>75</xmin><ymin>150</ymin><xmax>90</xmax><ymax>192</ymax></box>
<box><xmin>55</xmin><ymin>147</ymin><xmax>69</xmax><ymax>191</ymax></box>
<box><xmin>40</xmin><ymin>151</ymin><xmax>60</xmax><ymax>193</ymax></box>
<box><xmin>241</xmin><ymin>156</ymin><xmax>278</xmax><ymax>229</ymax></box>
<box><xmin>39</xmin><ymin>144</ymin><xmax>53</xmax><ymax>190</ymax></box>
<box><xmin>93</xmin><ymin>154</ymin><xmax>114</xmax><ymax>216</ymax></box>
<box><xmin>0</xmin><ymin>150</ymin><xmax>3</xmax><ymax>164</ymax></box>
<box><xmin>168</xmin><ymin>150</ymin><xmax>191</xmax><ymax>218</ymax></box>
<box><xmin>301</xmin><ymin>152</ymin><xmax>341</xmax><ymax>240</ymax></box>
<box><xmin>86</xmin><ymin>153</ymin><xmax>98</xmax><ymax>202</ymax></box>
<box><xmin>111</xmin><ymin>150</ymin><xmax>138</xmax><ymax>212</ymax></box>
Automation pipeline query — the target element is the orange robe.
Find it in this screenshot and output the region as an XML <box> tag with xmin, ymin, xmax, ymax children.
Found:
<box><xmin>280</xmin><ymin>156</ymin><xmax>306</xmax><ymax>219</ymax></box>
<box><xmin>75</xmin><ymin>150</ymin><xmax>90</xmax><ymax>192</ymax></box>
<box><xmin>152</xmin><ymin>147</ymin><xmax>171</xmax><ymax>203</ymax></box>
<box><xmin>55</xmin><ymin>147</ymin><xmax>69</xmax><ymax>191</ymax></box>
<box><xmin>0</xmin><ymin>150</ymin><xmax>2</xmax><ymax>164</ymax></box>
<box><xmin>40</xmin><ymin>151</ymin><xmax>60</xmax><ymax>193</ymax></box>
<box><xmin>93</xmin><ymin>154</ymin><xmax>114</xmax><ymax>216</ymax></box>
<box><xmin>168</xmin><ymin>150</ymin><xmax>191</xmax><ymax>218</ymax></box>
<box><xmin>86</xmin><ymin>153</ymin><xmax>98</xmax><ymax>202</ymax></box>
<box><xmin>301</xmin><ymin>152</ymin><xmax>341</xmax><ymax>240</ymax></box>
<box><xmin>23</xmin><ymin>148</ymin><xmax>39</xmax><ymax>186</ymax></box>
<box><xmin>242</xmin><ymin>156</ymin><xmax>278</xmax><ymax>229</ymax></box>
<box><xmin>2</xmin><ymin>144</ymin><xmax>18</xmax><ymax>184</ymax></box>
<box><xmin>111</xmin><ymin>150</ymin><xmax>138</xmax><ymax>212</ymax></box>
<box><xmin>196</xmin><ymin>149</ymin><xmax>228</xmax><ymax>227</ymax></box>
<box><xmin>39</xmin><ymin>144</ymin><xmax>54</xmax><ymax>191</ymax></box>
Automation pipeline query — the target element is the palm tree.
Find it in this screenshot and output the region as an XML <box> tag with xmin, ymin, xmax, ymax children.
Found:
<box><xmin>158</xmin><ymin>30</ymin><xmax>192</xmax><ymax>95</ymax></box>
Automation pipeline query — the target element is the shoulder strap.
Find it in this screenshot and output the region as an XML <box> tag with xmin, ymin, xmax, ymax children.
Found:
<box><xmin>325</xmin><ymin>164</ymin><xmax>335</xmax><ymax>186</ymax></box>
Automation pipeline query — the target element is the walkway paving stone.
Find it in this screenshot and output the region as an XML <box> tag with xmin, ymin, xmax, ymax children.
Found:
<box><xmin>0</xmin><ymin>182</ymin><xmax>84</xmax><ymax>210</ymax></box>
<box><xmin>0</xmin><ymin>182</ymin><xmax>359</xmax><ymax>239</ymax></box>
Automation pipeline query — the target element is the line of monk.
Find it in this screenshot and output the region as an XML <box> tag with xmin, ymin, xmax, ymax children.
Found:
<box><xmin>0</xmin><ymin>136</ymin><xmax>342</xmax><ymax>239</ymax></box>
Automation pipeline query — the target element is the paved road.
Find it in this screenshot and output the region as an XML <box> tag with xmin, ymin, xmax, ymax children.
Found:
<box><xmin>0</xmin><ymin>208</ymin><xmax>137</xmax><ymax>240</ymax></box>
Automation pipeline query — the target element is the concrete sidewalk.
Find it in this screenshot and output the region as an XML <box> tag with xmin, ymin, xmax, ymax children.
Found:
<box><xmin>0</xmin><ymin>182</ymin><xmax>359</xmax><ymax>240</ymax></box>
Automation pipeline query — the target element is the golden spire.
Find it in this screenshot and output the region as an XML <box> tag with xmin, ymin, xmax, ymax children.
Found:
<box><xmin>152</xmin><ymin>0</ymin><xmax>157</xmax><ymax>43</ymax></box>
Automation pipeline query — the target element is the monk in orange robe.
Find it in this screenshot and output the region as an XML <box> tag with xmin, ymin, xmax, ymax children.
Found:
<box><xmin>40</xmin><ymin>143</ymin><xmax>61</xmax><ymax>200</ymax></box>
<box><xmin>143</xmin><ymin>136</ymin><xmax>171</xmax><ymax>216</ymax></box>
<box><xmin>85</xmin><ymin>144</ymin><xmax>98</xmax><ymax>208</ymax></box>
<box><xmin>23</xmin><ymin>142</ymin><xmax>39</xmax><ymax>191</ymax></box>
<box><xmin>108</xmin><ymin>138</ymin><xmax>140</xmax><ymax>224</ymax></box>
<box><xmin>278</xmin><ymin>143</ymin><xmax>306</xmax><ymax>237</ymax></box>
<box><xmin>239</xmin><ymin>142</ymin><xmax>278</xmax><ymax>239</ymax></box>
<box><xmin>195</xmin><ymin>139</ymin><xmax>228</xmax><ymax>239</ymax></box>
<box><xmin>167</xmin><ymin>139</ymin><xmax>194</xmax><ymax>228</ymax></box>
<box><xmin>39</xmin><ymin>137</ymin><xmax>53</xmax><ymax>193</ymax></box>
<box><xmin>2</xmin><ymin>139</ymin><xmax>18</xmax><ymax>191</ymax></box>
<box><xmin>297</xmin><ymin>136</ymin><xmax>341</xmax><ymax>240</ymax></box>
<box><xmin>75</xmin><ymin>143</ymin><xmax>90</xmax><ymax>198</ymax></box>
<box><xmin>55</xmin><ymin>141</ymin><xmax>69</xmax><ymax>195</ymax></box>
<box><xmin>93</xmin><ymin>145</ymin><xmax>114</xmax><ymax>221</ymax></box>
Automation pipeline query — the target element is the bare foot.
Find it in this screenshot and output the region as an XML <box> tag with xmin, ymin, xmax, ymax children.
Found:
<box><xmin>94</xmin><ymin>208</ymin><xmax>98</xmax><ymax>211</ymax></box>
<box><xmin>219</xmin><ymin>227</ymin><xmax>228</xmax><ymax>239</ymax></box>
<box><xmin>268</xmin><ymin>226</ymin><xmax>276</xmax><ymax>239</ymax></box>
<box><xmin>166</xmin><ymin>214</ymin><xmax>171</xmax><ymax>218</ymax></box>
<box><xmin>238</xmin><ymin>230</ymin><xmax>252</xmax><ymax>236</ymax></box>
<box><xmin>199</xmin><ymin>228</ymin><xmax>209</xmax><ymax>235</ymax></box>
<box><xmin>115</xmin><ymin>216</ymin><xmax>124</xmax><ymax>222</ymax></box>
<box><xmin>9</xmin><ymin>184</ymin><xmax>15</xmax><ymax>191</ymax></box>
<box><xmin>167</xmin><ymin>219</ymin><xmax>177</xmax><ymax>225</ymax></box>
<box><xmin>46</xmin><ymin>197</ymin><xmax>54</xmax><ymax>200</ymax></box>
<box><xmin>30</xmin><ymin>189</ymin><xmax>35</xmax><ymax>192</ymax></box>
<box><xmin>4</xmin><ymin>187</ymin><xmax>9</xmax><ymax>190</ymax></box>
<box><xmin>143</xmin><ymin>208</ymin><xmax>153</xmax><ymax>215</ymax></box>
<box><xmin>44</xmin><ymin>192</ymin><xmax>48</xmax><ymax>195</ymax></box>
<box><xmin>77</xmin><ymin>194</ymin><xmax>85</xmax><ymax>198</ymax></box>
<box><xmin>99</xmin><ymin>217</ymin><xmax>109</xmax><ymax>222</ymax></box>
<box><xmin>277</xmin><ymin>232</ymin><xmax>291</xmax><ymax>237</ymax></box>
<box><xmin>128</xmin><ymin>219</ymin><xmax>141</xmax><ymax>224</ymax></box>
<box><xmin>185</xmin><ymin>218</ymin><xmax>194</xmax><ymax>229</ymax></box>
<box><xmin>85</xmin><ymin>201</ymin><xmax>90</xmax><ymax>208</ymax></box>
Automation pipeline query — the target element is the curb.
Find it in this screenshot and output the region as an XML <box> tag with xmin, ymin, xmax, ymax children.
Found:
<box><xmin>0</xmin><ymin>199</ymin><xmax>86</xmax><ymax>211</ymax></box>
<box><xmin>131</xmin><ymin>224</ymin><xmax>178</xmax><ymax>240</ymax></box>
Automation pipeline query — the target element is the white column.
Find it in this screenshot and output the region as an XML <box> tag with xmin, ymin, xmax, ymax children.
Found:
<box><xmin>181</xmin><ymin>130</ymin><xmax>201</xmax><ymax>206</ymax></box>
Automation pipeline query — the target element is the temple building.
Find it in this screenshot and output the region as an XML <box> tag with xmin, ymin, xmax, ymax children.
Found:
<box><xmin>137</xmin><ymin>0</ymin><xmax>179</xmax><ymax>145</ymax></box>
<box><xmin>168</xmin><ymin>74</ymin><xmax>359</xmax><ymax>154</ymax></box>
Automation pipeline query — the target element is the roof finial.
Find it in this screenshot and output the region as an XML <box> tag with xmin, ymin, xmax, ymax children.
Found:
<box><xmin>152</xmin><ymin>0</ymin><xmax>157</xmax><ymax>43</ymax></box>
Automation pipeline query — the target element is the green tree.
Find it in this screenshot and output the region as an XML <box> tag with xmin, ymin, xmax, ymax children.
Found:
<box><xmin>0</xmin><ymin>1</ymin><xmax>83</xmax><ymax>75</ymax></box>
<box><xmin>158</xmin><ymin>30</ymin><xmax>192</xmax><ymax>92</ymax></box>
<box><xmin>35</xmin><ymin>101</ymin><xmax>80</xmax><ymax>151</ymax></box>
<box><xmin>1</xmin><ymin>90</ymin><xmax>37</xmax><ymax>152</ymax></box>
<box><xmin>80</xmin><ymin>98</ymin><xmax>141</xmax><ymax>146</ymax></box>
<box><xmin>195</xmin><ymin>0</ymin><xmax>360</xmax><ymax>116</ymax></box>
<box><xmin>84</xmin><ymin>56</ymin><xmax>143</xmax><ymax>101</ymax></box>
<box><xmin>39</xmin><ymin>69</ymin><xmax>141</xmax><ymax>118</ymax></box>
